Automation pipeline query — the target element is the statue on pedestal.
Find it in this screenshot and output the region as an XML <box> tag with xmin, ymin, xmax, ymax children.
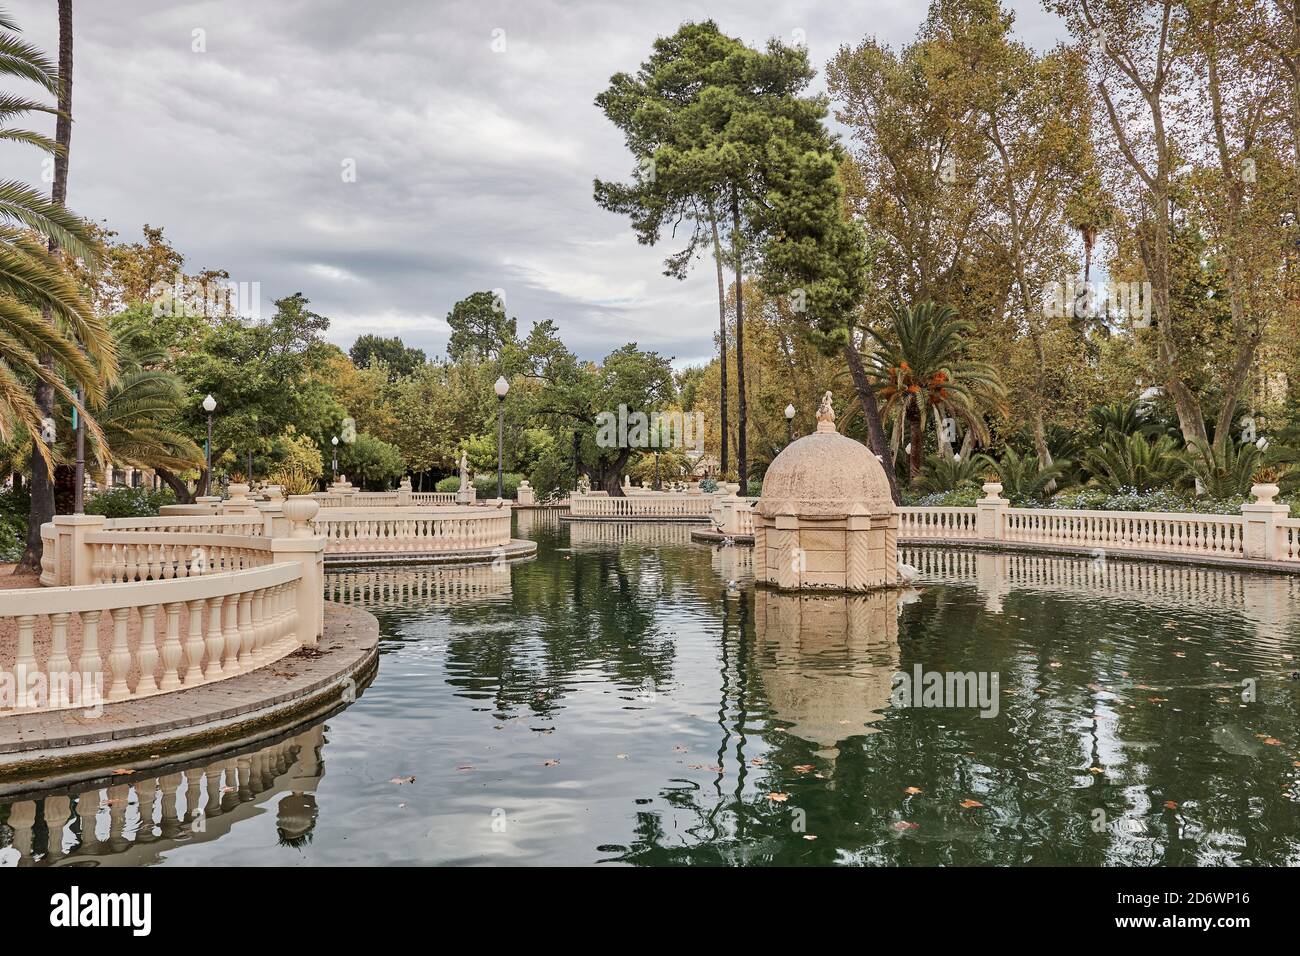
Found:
<box><xmin>455</xmin><ymin>450</ymin><xmax>472</xmax><ymax>504</ymax></box>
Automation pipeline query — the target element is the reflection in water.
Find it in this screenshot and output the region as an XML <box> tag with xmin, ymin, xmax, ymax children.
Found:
<box><xmin>0</xmin><ymin>724</ymin><xmax>325</xmax><ymax>867</ymax></box>
<box><xmin>4</xmin><ymin>523</ymin><xmax>1300</xmax><ymax>867</ymax></box>
<box><xmin>565</xmin><ymin>520</ymin><xmax>696</xmax><ymax>549</ymax></box>
<box><xmin>326</xmin><ymin>564</ymin><xmax>513</xmax><ymax>609</ymax></box>
<box><xmin>754</xmin><ymin>589</ymin><xmax>898</xmax><ymax>760</ymax></box>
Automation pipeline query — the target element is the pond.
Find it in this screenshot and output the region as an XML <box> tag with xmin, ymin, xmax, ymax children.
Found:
<box><xmin>3</xmin><ymin>510</ymin><xmax>1300</xmax><ymax>866</ymax></box>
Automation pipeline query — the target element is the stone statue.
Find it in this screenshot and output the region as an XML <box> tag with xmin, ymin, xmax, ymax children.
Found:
<box><xmin>816</xmin><ymin>391</ymin><xmax>836</xmax><ymax>433</ymax></box>
<box><xmin>455</xmin><ymin>450</ymin><xmax>472</xmax><ymax>504</ymax></box>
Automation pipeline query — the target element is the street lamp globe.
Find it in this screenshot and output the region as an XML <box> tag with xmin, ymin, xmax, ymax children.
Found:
<box><xmin>202</xmin><ymin>394</ymin><xmax>217</xmax><ymax>413</ymax></box>
<box><xmin>494</xmin><ymin>376</ymin><xmax>510</xmax><ymax>398</ymax></box>
<box><xmin>331</xmin><ymin>436</ymin><xmax>339</xmax><ymax>446</ymax></box>
<box><xmin>784</xmin><ymin>404</ymin><xmax>795</xmax><ymax>421</ymax></box>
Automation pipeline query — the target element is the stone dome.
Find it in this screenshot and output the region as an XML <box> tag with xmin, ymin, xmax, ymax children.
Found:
<box><xmin>759</xmin><ymin>392</ymin><xmax>895</xmax><ymax>519</ymax></box>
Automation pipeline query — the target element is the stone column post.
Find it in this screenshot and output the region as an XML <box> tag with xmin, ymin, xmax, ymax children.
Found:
<box><xmin>272</xmin><ymin>495</ymin><xmax>325</xmax><ymax>648</ymax></box>
<box><xmin>51</xmin><ymin>513</ymin><xmax>107</xmax><ymax>586</ymax></box>
<box><xmin>1241</xmin><ymin>482</ymin><xmax>1287</xmax><ymax>561</ymax></box>
<box><xmin>977</xmin><ymin>482</ymin><xmax>1007</xmax><ymax>542</ymax></box>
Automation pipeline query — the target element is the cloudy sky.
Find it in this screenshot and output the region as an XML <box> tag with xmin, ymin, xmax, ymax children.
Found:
<box><xmin>6</xmin><ymin>0</ymin><xmax>1064</xmax><ymax>367</ymax></box>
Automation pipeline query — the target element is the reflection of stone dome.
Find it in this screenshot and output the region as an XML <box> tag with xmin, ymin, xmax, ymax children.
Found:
<box><xmin>754</xmin><ymin>589</ymin><xmax>900</xmax><ymax>763</ymax></box>
<box><xmin>759</xmin><ymin>429</ymin><xmax>893</xmax><ymax>519</ymax></box>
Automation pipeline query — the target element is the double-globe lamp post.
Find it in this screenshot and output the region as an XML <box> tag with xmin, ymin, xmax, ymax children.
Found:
<box><xmin>202</xmin><ymin>393</ymin><xmax>217</xmax><ymax>496</ymax></box>
<box><xmin>494</xmin><ymin>376</ymin><xmax>510</xmax><ymax>499</ymax></box>
<box><xmin>331</xmin><ymin>435</ymin><xmax>339</xmax><ymax>479</ymax></box>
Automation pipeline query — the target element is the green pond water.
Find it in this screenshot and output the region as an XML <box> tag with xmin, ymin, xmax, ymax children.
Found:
<box><xmin>4</xmin><ymin>511</ymin><xmax>1300</xmax><ymax>866</ymax></box>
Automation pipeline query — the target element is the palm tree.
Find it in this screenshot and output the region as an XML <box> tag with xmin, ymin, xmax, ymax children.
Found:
<box><xmin>2</xmin><ymin>5</ymin><xmax>114</xmax><ymax>568</ymax></box>
<box><xmin>866</xmin><ymin>302</ymin><xmax>1004</xmax><ymax>487</ymax></box>
<box><xmin>1085</xmin><ymin>433</ymin><xmax>1186</xmax><ymax>494</ymax></box>
<box><xmin>981</xmin><ymin>448</ymin><xmax>1070</xmax><ymax>503</ymax></box>
<box><xmin>917</xmin><ymin>452</ymin><xmax>983</xmax><ymax>494</ymax></box>
<box><xmin>1185</xmin><ymin>438</ymin><xmax>1261</xmax><ymax>499</ymax></box>
<box><xmin>1088</xmin><ymin>399</ymin><xmax>1164</xmax><ymax>441</ymax></box>
<box><xmin>88</xmin><ymin>320</ymin><xmax>202</xmax><ymax>484</ymax></box>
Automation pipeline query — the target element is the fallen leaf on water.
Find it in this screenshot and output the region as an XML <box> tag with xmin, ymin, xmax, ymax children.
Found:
<box><xmin>1089</xmin><ymin>767</ymin><xmax>1105</xmax><ymax>774</ymax></box>
<box><xmin>1049</xmin><ymin>662</ymin><xmax>1062</xmax><ymax>668</ymax></box>
<box><xmin>1262</xmin><ymin>737</ymin><xmax>1282</xmax><ymax>746</ymax></box>
<box><xmin>390</xmin><ymin>776</ymin><xmax>416</xmax><ymax>785</ymax></box>
<box><xmin>673</xmin><ymin>745</ymin><xmax>688</xmax><ymax>753</ymax></box>
<box><xmin>767</xmin><ymin>792</ymin><xmax>789</xmax><ymax>802</ymax></box>
<box><xmin>1164</xmin><ymin>801</ymin><xmax>1178</xmax><ymax>810</ymax></box>
<box><xmin>616</xmin><ymin>753</ymin><xmax>629</xmax><ymax>760</ymax></box>
<box><xmin>456</xmin><ymin>765</ymin><xmax>474</xmax><ymax>772</ymax></box>
<box><xmin>803</xmin><ymin>835</ymin><xmax>818</xmax><ymax>841</ymax></box>
<box><xmin>904</xmin><ymin>786</ymin><xmax>923</xmax><ymax>795</ymax></box>
<box><xmin>111</xmin><ymin>769</ymin><xmax>133</xmax><ymax>776</ymax></box>
<box><xmin>893</xmin><ymin>821</ymin><xmax>920</xmax><ymax>831</ymax></box>
<box><xmin>750</xmin><ymin>757</ymin><xmax>767</xmax><ymax>767</ymax></box>
<box><xmin>542</xmin><ymin>759</ymin><xmax>560</xmax><ymax>767</ymax></box>
<box><xmin>960</xmin><ymin>799</ymin><xmax>984</xmax><ymax>809</ymax></box>
<box><xmin>793</xmin><ymin>765</ymin><xmax>815</xmax><ymax>774</ymax></box>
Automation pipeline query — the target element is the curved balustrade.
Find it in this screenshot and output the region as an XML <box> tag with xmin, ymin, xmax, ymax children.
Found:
<box><xmin>568</xmin><ymin>494</ymin><xmax>714</xmax><ymax>521</ymax></box>
<box><xmin>105</xmin><ymin>514</ymin><xmax>267</xmax><ymax>536</ymax></box>
<box><xmin>312</xmin><ymin>507</ymin><xmax>511</xmax><ymax>556</ymax></box>
<box><xmin>0</xmin><ymin>562</ymin><xmax>306</xmax><ymax>714</ymax></box>
<box><xmin>84</xmin><ymin>532</ymin><xmax>274</xmax><ymax>584</ymax></box>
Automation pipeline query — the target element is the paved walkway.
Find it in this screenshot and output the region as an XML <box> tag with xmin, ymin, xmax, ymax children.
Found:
<box><xmin>0</xmin><ymin>602</ymin><xmax>378</xmax><ymax>792</ymax></box>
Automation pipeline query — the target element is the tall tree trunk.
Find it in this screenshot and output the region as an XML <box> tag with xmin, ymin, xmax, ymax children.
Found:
<box><xmin>907</xmin><ymin>403</ymin><xmax>924</xmax><ymax>488</ymax></box>
<box><xmin>710</xmin><ymin>211</ymin><xmax>729</xmax><ymax>477</ymax></box>
<box><xmin>19</xmin><ymin>0</ymin><xmax>73</xmax><ymax>573</ymax></box>
<box><xmin>730</xmin><ymin>189</ymin><xmax>747</xmax><ymax>490</ymax></box>
<box><xmin>842</xmin><ymin>338</ymin><xmax>901</xmax><ymax>504</ymax></box>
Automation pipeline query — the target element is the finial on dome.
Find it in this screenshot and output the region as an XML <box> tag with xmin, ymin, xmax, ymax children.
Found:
<box><xmin>816</xmin><ymin>391</ymin><xmax>836</xmax><ymax>433</ymax></box>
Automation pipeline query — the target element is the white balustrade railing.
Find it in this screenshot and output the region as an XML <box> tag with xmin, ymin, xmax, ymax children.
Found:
<box><xmin>411</xmin><ymin>492</ymin><xmax>458</xmax><ymax>505</ymax></box>
<box><xmin>84</xmin><ymin>532</ymin><xmax>275</xmax><ymax>584</ymax></box>
<box><xmin>569</xmin><ymin>494</ymin><xmax>714</xmax><ymax>520</ymax></box>
<box><xmin>1002</xmin><ymin>508</ymin><xmax>1245</xmax><ymax>556</ymax></box>
<box><xmin>312</xmin><ymin>507</ymin><xmax>511</xmax><ymax>555</ymax></box>
<box><xmin>894</xmin><ymin>494</ymin><xmax>1299</xmax><ymax>565</ymax></box>
<box><xmin>104</xmin><ymin>514</ymin><xmax>267</xmax><ymax>536</ymax></box>
<box><xmin>0</xmin><ymin>562</ymin><xmax>306</xmax><ymax>714</ymax></box>
<box><xmin>897</xmin><ymin>507</ymin><xmax>979</xmax><ymax>540</ymax></box>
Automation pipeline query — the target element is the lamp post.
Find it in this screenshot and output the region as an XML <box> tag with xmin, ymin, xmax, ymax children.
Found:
<box><xmin>202</xmin><ymin>394</ymin><xmax>217</xmax><ymax>496</ymax></box>
<box><xmin>494</xmin><ymin>376</ymin><xmax>510</xmax><ymax>499</ymax></box>
<box><xmin>784</xmin><ymin>403</ymin><xmax>796</xmax><ymax>445</ymax></box>
<box><xmin>331</xmin><ymin>436</ymin><xmax>339</xmax><ymax>480</ymax></box>
<box><xmin>73</xmin><ymin>390</ymin><xmax>85</xmax><ymax>513</ymax></box>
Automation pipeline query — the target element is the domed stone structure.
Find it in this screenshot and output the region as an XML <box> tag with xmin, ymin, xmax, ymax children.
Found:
<box><xmin>754</xmin><ymin>391</ymin><xmax>898</xmax><ymax>590</ymax></box>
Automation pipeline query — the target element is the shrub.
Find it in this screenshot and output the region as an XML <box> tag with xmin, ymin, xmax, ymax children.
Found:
<box><xmin>0</xmin><ymin>486</ymin><xmax>30</xmax><ymax>562</ymax></box>
<box><xmin>918</xmin><ymin>453</ymin><xmax>983</xmax><ymax>493</ymax></box>
<box><xmin>474</xmin><ymin>472</ymin><xmax>525</xmax><ymax>499</ymax></box>
<box><xmin>1185</xmin><ymin>438</ymin><xmax>1260</xmax><ymax>499</ymax></box>
<box><xmin>746</xmin><ymin>479</ymin><xmax>763</xmax><ymax>497</ymax></box>
<box><xmin>699</xmin><ymin>477</ymin><xmax>718</xmax><ymax>493</ymax></box>
<box><xmin>435</xmin><ymin>476</ymin><xmax>461</xmax><ymax>493</ymax></box>
<box><xmin>1085</xmin><ymin>433</ymin><xmax>1185</xmax><ymax>493</ymax></box>
<box><xmin>86</xmin><ymin>486</ymin><xmax>176</xmax><ymax>519</ymax></box>
<box><xmin>904</xmin><ymin>486</ymin><xmax>984</xmax><ymax>508</ymax></box>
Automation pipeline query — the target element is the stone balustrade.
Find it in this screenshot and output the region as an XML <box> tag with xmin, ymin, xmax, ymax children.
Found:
<box><xmin>894</xmin><ymin>483</ymin><xmax>1300</xmax><ymax>565</ymax></box>
<box><xmin>568</xmin><ymin>494</ymin><xmax>715</xmax><ymax>520</ymax></box>
<box><xmin>312</xmin><ymin>506</ymin><xmax>511</xmax><ymax>556</ymax></box>
<box><xmin>0</xmin><ymin>561</ymin><xmax>308</xmax><ymax>714</ymax></box>
<box><xmin>84</xmin><ymin>532</ymin><xmax>275</xmax><ymax>584</ymax></box>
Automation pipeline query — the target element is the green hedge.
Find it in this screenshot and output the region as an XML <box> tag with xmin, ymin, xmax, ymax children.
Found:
<box><xmin>434</xmin><ymin>473</ymin><xmax>526</xmax><ymax>499</ymax></box>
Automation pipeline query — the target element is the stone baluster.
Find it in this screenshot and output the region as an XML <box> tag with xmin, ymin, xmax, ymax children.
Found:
<box><xmin>135</xmin><ymin>604</ymin><xmax>160</xmax><ymax>696</ymax></box>
<box><xmin>159</xmin><ymin>602</ymin><xmax>184</xmax><ymax>691</ymax></box>
<box><xmin>204</xmin><ymin>595</ymin><xmax>225</xmax><ymax>679</ymax></box>
<box><xmin>106</xmin><ymin>607</ymin><xmax>132</xmax><ymax>701</ymax></box>
<box><xmin>183</xmin><ymin>599</ymin><xmax>206</xmax><ymax>685</ymax></box>
<box><xmin>79</xmin><ymin>610</ymin><xmax>103</xmax><ymax>686</ymax></box>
